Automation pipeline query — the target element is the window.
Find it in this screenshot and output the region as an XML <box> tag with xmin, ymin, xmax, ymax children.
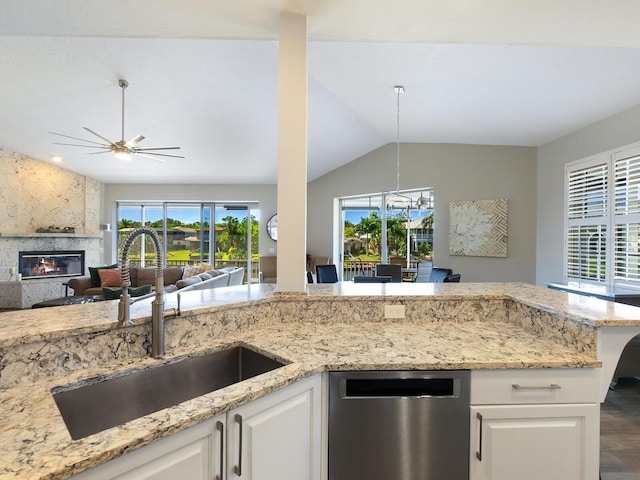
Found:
<box><xmin>566</xmin><ymin>144</ymin><xmax>640</xmax><ymax>287</ymax></box>
<box><xmin>116</xmin><ymin>202</ymin><xmax>260</xmax><ymax>281</ymax></box>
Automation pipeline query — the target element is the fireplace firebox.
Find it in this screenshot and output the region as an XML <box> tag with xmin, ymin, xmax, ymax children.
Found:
<box><xmin>19</xmin><ymin>251</ymin><xmax>85</xmax><ymax>280</ymax></box>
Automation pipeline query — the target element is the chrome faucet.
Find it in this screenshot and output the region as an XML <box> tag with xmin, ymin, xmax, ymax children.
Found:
<box><xmin>118</xmin><ymin>226</ymin><xmax>180</xmax><ymax>358</ymax></box>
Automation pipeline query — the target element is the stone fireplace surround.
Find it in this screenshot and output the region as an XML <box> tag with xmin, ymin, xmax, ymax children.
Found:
<box><xmin>0</xmin><ymin>147</ymin><xmax>103</xmax><ymax>308</ymax></box>
<box><xmin>0</xmin><ymin>234</ymin><xmax>102</xmax><ymax>309</ymax></box>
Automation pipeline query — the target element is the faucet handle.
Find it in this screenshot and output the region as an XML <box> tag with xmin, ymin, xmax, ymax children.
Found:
<box><xmin>164</xmin><ymin>293</ymin><xmax>181</xmax><ymax>319</ymax></box>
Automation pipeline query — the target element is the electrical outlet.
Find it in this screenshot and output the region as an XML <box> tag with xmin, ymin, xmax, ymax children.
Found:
<box><xmin>384</xmin><ymin>304</ymin><xmax>405</xmax><ymax>319</ymax></box>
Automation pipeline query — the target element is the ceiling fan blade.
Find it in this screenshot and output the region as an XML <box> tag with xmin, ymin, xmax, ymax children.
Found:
<box><xmin>53</xmin><ymin>142</ymin><xmax>111</xmax><ymax>149</ymax></box>
<box><xmin>82</xmin><ymin>127</ymin><xmax>116</xmax><ymax>146</ymax></box>
<box><xmin>49</xmin><ymin>131</ymin><xmax>110</xmax><ymax>146</ymax></box>
<box><xmin>126</xmin><ymin>134</ymin><xmax>145</xmax><ymax>147</ymax></box>
<box><xmin>87</xmin><ymin>151</ymin><xmax>111</xmax><ymax>155</ymax></box>
<box><xmin>135</xmin><ymin>151</ymin><xmax>185</xmax><ymax>159</ymax></box>
<box><xmin>136</xmin><ymin>153</ymin><xmax>167</xmax><ymax>164</ymax></box>
<box><xmin>134</xmin><ymin>146</ymin><xmax>181</xmax><ymax>151</ymax></box>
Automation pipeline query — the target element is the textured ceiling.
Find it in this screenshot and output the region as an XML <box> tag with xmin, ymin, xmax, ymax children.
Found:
<box><xmin>2</xmin><ymin>1</ymin><xmax>640</xmax><ymax>183</ymax></box>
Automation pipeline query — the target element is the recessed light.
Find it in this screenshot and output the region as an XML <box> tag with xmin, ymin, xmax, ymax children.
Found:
<box><xmin>51</xmin><ymin>155</ymin><xmax>62</xmax><ymax>163</ymax></box>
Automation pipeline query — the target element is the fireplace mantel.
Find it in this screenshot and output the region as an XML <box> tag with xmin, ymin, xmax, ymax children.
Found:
<box><xmin>0</xmin><ymin>233</ymin><xmax>102</xmax><ymax>239</ymax></box>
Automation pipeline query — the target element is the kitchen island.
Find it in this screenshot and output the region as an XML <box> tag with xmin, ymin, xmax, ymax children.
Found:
<box><xmin>0</xmin><ymin>282</ymin><xmax>639</xmax><ymax>479</ymax></box>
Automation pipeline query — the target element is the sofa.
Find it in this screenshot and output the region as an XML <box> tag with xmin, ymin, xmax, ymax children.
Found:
<box><xmin>67</xmin><ymin>265</ymin><xmax>244</xmax><ymax>297</ymax></box>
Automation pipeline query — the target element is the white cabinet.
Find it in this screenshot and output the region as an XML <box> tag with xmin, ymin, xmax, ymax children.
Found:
<box><xmin>469</xmin><ymin>369</ymin><xmax>600</xmax><ymax>480</ymax></box>
<box><xmin>71</xmin><ymin>414</ymin><xmax>224</xmax><ymax>480</ymax></box>
<box><xmin>470</xmin><ymin>404</ymin><xmax>598</xmax><ymax>480</ymax></box>
<box><xmin>71</xmin><ymin>374</ymin><xmax>321</xmax><ymax>480</ymax></box>
<box><xmin>227</xmin><ymin>374</ymin><xmax>321</xmax><ymax>480</ymax></box>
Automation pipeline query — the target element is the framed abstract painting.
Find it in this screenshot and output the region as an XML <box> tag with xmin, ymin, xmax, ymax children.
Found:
<box><xmin>449</xmin><ymin>199</ymin><xmax>508</xmax><ymax>257</ymax></box>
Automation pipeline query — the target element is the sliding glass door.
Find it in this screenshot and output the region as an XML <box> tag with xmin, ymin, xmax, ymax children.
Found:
<box><xmin>339</xmin><ymin>189</ymin><xmax>433</xmax><ymax>280</ymax></box>
<box><xmin>117</xmin><ymin>202</ymin><xmax>259</xmax><ymax>281</ymax></box>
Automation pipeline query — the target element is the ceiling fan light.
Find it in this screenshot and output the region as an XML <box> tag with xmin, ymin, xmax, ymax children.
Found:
<box><xmin>114</xmin><ymin>148</ymin><xmax>132</xmax><ymax>161</ymax></box>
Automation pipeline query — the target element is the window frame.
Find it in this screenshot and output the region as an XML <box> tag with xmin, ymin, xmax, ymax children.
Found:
<box><xmin>565</xmin><ymin>142</ymin><xmax>640</xmax><ymax>289</ymax></box>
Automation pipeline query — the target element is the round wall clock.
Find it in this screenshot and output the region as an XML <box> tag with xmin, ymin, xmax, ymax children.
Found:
<box><xmin>266</xmin><ymin>214</ymin><xmax>278</xmax><ymax>241</ymax></box>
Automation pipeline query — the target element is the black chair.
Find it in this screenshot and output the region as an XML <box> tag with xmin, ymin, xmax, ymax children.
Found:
<box><xmin>375</xmin><ymin>264</ymin><xmax>402</xmax><ymax>282</ymax></box>
<box><xmin>316</xmin><ymin>264</ymin><xmax>339</xmax><ymax>283</ymax></box>
<box><xmin>428</xmin><ymin>267</ymin><xmax>453</xmax><ymax>283</ymax></box>
<box><xmin>353</xmin><ymin>275</ymin><xmax>392</xmax><ymax>283</ymax></box>
<box><xmin>444</xmin><ymin>273</ymin><xmax>461</xmax><ymax>283</ymax></box>
<box><xmin>306</xmin><ymin>271</ymin><xmax>314</xmax><ymax>283</ymax></box>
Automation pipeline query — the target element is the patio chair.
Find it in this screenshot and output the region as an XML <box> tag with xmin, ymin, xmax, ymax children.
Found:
<box><xmin>316</xmin><ymin>264</ymin><xmax>339</xmax><ymax>283</ymax></box>
<box><xmin>375</xmin><ymin>264</ymin><xmax>402</xmax><ymax>282</ymax></box>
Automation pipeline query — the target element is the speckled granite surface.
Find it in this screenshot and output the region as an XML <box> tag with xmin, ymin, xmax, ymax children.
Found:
<box><xmin>0</xmin><ymin>282</ymin><xmax>638</xmax><ymax>479</ymax></box>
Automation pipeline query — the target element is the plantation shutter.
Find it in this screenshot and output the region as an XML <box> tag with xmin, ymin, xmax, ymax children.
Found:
<box><xmin>566</xmin><ymin>160</ymin><xmax>608</xmax><ymax>283</ymax></box>
<box><xmin>613</xmin><ymin>150</ymin><xmax>640</xmax><ymax>284</ymax></box>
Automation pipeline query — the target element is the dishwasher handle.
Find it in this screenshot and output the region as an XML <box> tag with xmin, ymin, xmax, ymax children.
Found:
<box><xmin>343</xmin><ymin>377</ymin><xmax>458</xmax><ymax>398</ymax></box>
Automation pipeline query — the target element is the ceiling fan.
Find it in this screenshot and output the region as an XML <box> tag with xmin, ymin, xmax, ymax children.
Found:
<box><xmin>50</xmin><ymin>79</ymin><xmax>183</xmax><ymax>163</ymax></box>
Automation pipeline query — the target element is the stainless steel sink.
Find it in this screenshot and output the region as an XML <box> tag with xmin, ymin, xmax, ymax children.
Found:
<box><xmin>52</xmin><ymin>346</ymin><xmax>286</xmax><ymax>440</ymax></box>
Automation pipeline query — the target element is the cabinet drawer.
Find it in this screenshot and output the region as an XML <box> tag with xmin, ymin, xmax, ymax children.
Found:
<box><xmin>470</xmin><ymin>369</ymin><xmax>597</xmax><ymax>405</ymax></box>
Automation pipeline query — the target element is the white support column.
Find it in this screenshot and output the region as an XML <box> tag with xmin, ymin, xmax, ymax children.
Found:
<box><xmin>277</xmin><ymin>12</ymin><xmax>307</xmax><ymax>292</ymax></box>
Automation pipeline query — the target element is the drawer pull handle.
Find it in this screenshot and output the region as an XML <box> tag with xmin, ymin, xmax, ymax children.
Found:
<box><xmin>512</xmin><ymin>383</ymin><xmax>561</xmax><ymax>390</ymax></box>
<box><xmin>234</xmin><ymin>414</ymin><xmax>243</xmax><ymax>476</ymax></box>
<box><xmin>476</xmin><ymin>412</ymin><xmax>483</xmax><ymax>461</ymax></box>
<box><xmin>216</xmin><ymin>420</ymin><xmax>224</xmax><ymax>480</ymax></box>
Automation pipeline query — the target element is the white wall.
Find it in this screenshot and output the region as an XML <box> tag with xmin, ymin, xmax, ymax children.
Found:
<box><xmin>536</xmin><ymin>104</ymin><xmax>640</xmax><ymax>285</ymax></box>
<box><xmin>102</xmin><ymin>184</ymin><xmax>276</xmax><ymax>264</ymax></box>
<box><xmin>308</xmin><ymin>143</ymin><xmax>537</xmax><ymax>283</ymax></box>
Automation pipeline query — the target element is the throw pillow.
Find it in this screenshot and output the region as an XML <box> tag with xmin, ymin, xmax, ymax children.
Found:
<box><xmin>98</xmin><ymin>268</ymin><xmax>121</xmax><ymax>287</ymax></box>
<box><xmin>102</xmin><ymin>287</ymin><xmax>122</xmax><ymax>300</ymax></box>
<box><xmin>176</xmin><ymin>275</ymin><xmax>203</xmax><ymax>289</ymax></box>
<box><xmin>89</xmin><ymin>264</ymin><xmax>118</xmax><ymax>287</ymax></box>
<box><xmin>130</xmin><ymin>284</ymin><xmax>152</xmax><ymax>297</ymax></box>
<box><xmin>183</xmin><ymin>265</ymin><xmax>203</xmax><ymax>278</ymax></box>
<box><xmin>182</xmin><ymin>264</ymin><xmax>215</xmax><ymax>279</ymax></box>
<box><xmin>102</xmin><ymin>284</ymin><xmax>152</xmax><ymax>300</ymax></box>
<box><xmin>197</xmin><ymin>271</ymin><xmax>215</xmax><ymax>281</ymax></box>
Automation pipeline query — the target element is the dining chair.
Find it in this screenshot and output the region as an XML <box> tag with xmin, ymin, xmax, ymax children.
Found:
<box><xmin>353</xmin><ymin>275</ymin><xmax>392</xmax><ymax>283</ymax></box>
<box><xmin>443</xmin><ymin>273</ymin><xmax>461</xmax><ymax>282</ymax></box>
<box><xmin>428</xmin><ymin>267</ymin><xmax>453</xmax><ymax>283</ymax></box>
<box><xmin>316</xmin><ymin>264</ymin><xmax>339</xmax><ymax>283</ymax></box>
<box><xmin>413</xmin><ymin>260</ymin><xmax>432</xmax><ymax>282</ymax></box>
<box><xmin>375</xmin><ymin>264</ymin><xmax>402</xmax><ymax>282</ymax></box>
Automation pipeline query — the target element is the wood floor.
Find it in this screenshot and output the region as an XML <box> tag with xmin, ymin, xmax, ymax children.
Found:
<box><xmin>601</xmin><ymin>377</ymin><xmax>640</xmax><ymax>479</ymax></box>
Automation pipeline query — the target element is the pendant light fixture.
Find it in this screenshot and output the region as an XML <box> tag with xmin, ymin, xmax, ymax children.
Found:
<box><xmin>394</xmin><ymin>85</ymin><xmax>405</xmax><ymax>195</ymax></box>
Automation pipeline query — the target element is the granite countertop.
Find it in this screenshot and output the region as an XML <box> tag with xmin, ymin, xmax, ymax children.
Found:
<box><xmin>1</xmin><ymin>282</ymin><xmax>639</xmax><ymax>479</ymax></box>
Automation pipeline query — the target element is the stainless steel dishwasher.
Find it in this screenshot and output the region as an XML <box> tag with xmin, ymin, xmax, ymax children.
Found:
<box><xmin>329</xmin><ymin>370</ymin><xmax>470</xmax><ymax>480</ymax></box>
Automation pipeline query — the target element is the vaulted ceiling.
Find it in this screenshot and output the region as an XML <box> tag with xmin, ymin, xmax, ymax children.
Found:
<box><xmin>2</xmin><ymin>0</ymin><xmax>640</xmax><ymax>183</ymax></box>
